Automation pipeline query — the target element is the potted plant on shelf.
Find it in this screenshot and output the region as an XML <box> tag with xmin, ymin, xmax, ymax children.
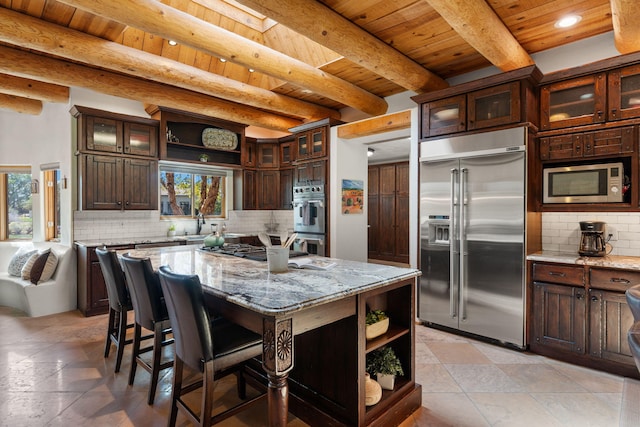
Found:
<box><xmin>199</xmin><ymin>153</ymin><xmax>209</xmax><ymax>162</ymax></box>
<box><xmin>167</xmin><ymin>222</ymin><xmax>176</xmax><ymax>237</ymax></box>
<box><xmin>366</xmin><ymin>346</ymin><xmax>404</xmax><ymax>390</ymax></box>
<box><xmin>365</xmin><ymin>309</ymin><xmax>389</xmax><ymax>340</ymax></box>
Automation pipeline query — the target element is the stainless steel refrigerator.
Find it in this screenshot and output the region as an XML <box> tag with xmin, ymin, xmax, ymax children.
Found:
<box><xmin>419</xmin><ymin>126</ymin><xmax>528</xmax><ymax>348</ymax></box>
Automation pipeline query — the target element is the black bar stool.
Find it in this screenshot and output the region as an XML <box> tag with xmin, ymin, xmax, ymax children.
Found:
<box><xmin>95</xmin><ymin>247</ymin><xmax>134</xmax><ymax>374</ymax></box>
<box><xmin>120</xmin><ymin>254</ymin><xmax>174</xmax><ymax>405</ymax></box>
<box><xmin>157</xmin><ymin>265</ymin><xmax>265</xmax><ymax>427</ymax></box>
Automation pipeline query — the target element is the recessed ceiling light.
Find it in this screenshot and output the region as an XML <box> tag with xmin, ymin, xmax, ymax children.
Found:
<box><xmin>219</xmin><ymin>58</ymin><xmax>227</xmax><ymax>63</ymax></box>
<box><xmin>555</xmin><ymin>15</ymin><xmax>582</xmax><ymax>29</ymax></box>
<box><xmin>367</xmin><ymin>148</ymin><xmax>375</xmax><ymax>157</ymax></box>
<box><xmin>249</xmin><ymin>68</ymin><xmax>255</xmax><ymax>73</ymax></box>
<box><xmin>168</xmin><ymin>40</ymin><xmax>178</xmax><ymax>46</ymax></box>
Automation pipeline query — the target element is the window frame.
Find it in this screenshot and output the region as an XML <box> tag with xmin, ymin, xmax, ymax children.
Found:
<box><xmin>0</xmin><ymin>165</ymin><xmax>33</xmax><ymax>241</ymax></box>
<box><xmin>159</xmin><ymin>162</ymin><xmax>233</xmax><ymax>220</ymax></box>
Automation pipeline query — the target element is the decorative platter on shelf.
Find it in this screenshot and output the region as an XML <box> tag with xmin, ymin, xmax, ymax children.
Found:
<box><xmin>201</xmin><ymin>128</ymin><xmax>238</xmax><ymax>150</ymax></box>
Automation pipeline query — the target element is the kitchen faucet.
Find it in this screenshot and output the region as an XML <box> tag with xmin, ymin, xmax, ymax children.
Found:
<box><xmin>196</xmin><ymin>213</ymin><xmax>205</xmax><ymax>235</ymax></box>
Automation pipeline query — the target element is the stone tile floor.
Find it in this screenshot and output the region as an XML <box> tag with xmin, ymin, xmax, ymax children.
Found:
<box><xmin>0</xmin><ymin>306</ymin><xmax>637</xmax><ymax>426</ymax></box>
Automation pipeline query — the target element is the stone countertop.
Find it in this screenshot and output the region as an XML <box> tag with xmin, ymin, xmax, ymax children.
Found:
<box><xmin>74</xmin><ymin>232</ymin><xmax>285</xmax><ymax>248</ymax></box>
<box><xmin>74</xmin><ymin>236</ymin><xmax>189</xmax><ymax>247</ymax></box>
<box><xmin>121</xmin><ymin>245</ymin><xmax>421</xmax><ymax>317</ymax></box>
<box><xmin>527</xmin><ymin>251</ymin><xmax>640</xmax><ymax>271</ymax></box>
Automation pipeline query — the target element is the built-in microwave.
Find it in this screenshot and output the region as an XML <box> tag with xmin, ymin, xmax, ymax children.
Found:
<box><xmin>543</xmin><ymin>162</ymin><xmax>624</xmax><ymax>203</ymax></box>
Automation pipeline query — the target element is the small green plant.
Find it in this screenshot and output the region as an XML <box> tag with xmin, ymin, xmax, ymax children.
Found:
<box><xmin>168</xmin><ymin>223</ymin><xmax>176</xmax><ymax>232</ymax></box>
<box><xmin>366</xmin><ymin>346</ymin><xmax>404</xmax><ymax>377</ymax></box>
<box><xmin>199</xmin><ymin>153</ymin><xmax>209</xmax><ymax>162</ymax></box>
<box><xmin>365</xmin><ymin>309</ymin><xmax>388</xmax><ymax>326</ymax></box>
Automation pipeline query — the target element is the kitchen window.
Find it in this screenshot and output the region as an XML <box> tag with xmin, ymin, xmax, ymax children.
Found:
<box><xmin>159</xmin><ymin>163</ymin><xmax>231</xmax><ymax>219</ymax></box>
<box><xmin>0</xmin><ymin>166</ymin><xmax>32</xmax><ymax>241</ymax></box>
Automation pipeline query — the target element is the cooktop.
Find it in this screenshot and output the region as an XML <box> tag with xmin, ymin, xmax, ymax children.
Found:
<box><xmin>199</xmin><ymin>243</ymin><xmax>307</xmax><ymax>262</ymax></box>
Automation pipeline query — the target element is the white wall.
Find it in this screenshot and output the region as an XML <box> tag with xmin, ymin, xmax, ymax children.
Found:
<box><xmin>0</xmin><ymin>102</ymin><xmax>73</xmax><ymax>244</ymax></box>
<box><xmin>329</xmin><ymin>126</ymin><xmax>369</xmax><ymax>261</ymax></box>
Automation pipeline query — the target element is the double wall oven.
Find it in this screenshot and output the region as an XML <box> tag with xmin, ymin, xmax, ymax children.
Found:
<box><xmin>292</xmin><ymin>184</ymin><xmax>326</xmax><ymax>256</ymax></box>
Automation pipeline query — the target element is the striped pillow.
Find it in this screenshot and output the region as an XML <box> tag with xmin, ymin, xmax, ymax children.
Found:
<box><xmin>21</xmin><ymin>249</ymin><xmax>59</xmax><ymax>284</ymax></box>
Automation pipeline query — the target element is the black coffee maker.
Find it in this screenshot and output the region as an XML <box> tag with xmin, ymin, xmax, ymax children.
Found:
<box><xmin>578</xmin><ymin>221</ymin><xmax>607</xmax><ymax>257</ymax></box>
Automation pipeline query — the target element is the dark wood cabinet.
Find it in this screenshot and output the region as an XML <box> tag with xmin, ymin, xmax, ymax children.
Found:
<box><xmin>280</xmin><ymin>168</ymin><xmax>294</xmax><ymax>210</ymax></box>
<box><xmin>242</xmin><ymin>169</ymin><xmax>256</xmax><ymax>210</ymax></box>
<box><xmin>256</xmin><ymin>170</ymin><xmax>280</xmax><ymax>210</ymax></box>
<box><xmin>152</xmin><ymin>107</ymin><xmax>246</xmax><ymax>167</ymax></box>
<box><xmin>77</xmin><ymin>244</ymin><xmax>134</xmax><ymax>316</ymax></box>
<box><xmin>420</xmin><ymin>95</ymin><xmax>466</xmax><ymax>137</ymax></box>
<box><xmin>608</xmin><ymin>63</ymin><xmax>640</xmax><ymax>121</ymax></box>
<box><xmin>529</xmin><ymin>261</ymin><xmax>640</xmax><ymax>378</ymax></box>
<box><xmin>539</xmin><ymin>126</ymin><xmax>634</xmax><ymax>161</ymax></box>
<box><xmin>413</xmin><ymin>66</ymin><xmax>541</xmax><ymax>139</ymax></box>
<box><xmin>73</xmin><ymin>106</ymin><xmax>159</xmax><ymax>211</ymax></box>
<box><xmin>280</xmin><ymin>140</ymin><xmax>295</xmax><ymax>166</ymax></box>
<box><xmin>80</xmin><ymin>154</ymin><xmax>157</xmax><ymax>211</ymax></box>
<box><xmin>541</xmin><ymin>63</ymin><xmax>640</xmax><ymax>130</ymax></box>
<box><xmin>368</xmin><ymin>162</ymin><xmax>409</xmax><ymax>264</ymax></box>
<box><xmin>532</xmin><ymin>281</ymin><xmax>586</xmax><ymax>354</ymax></box>
<box><xmin>257</xmin><ymin>142</ymin><xmax>279</xmax><ymax>168</ymax></box>
<box><xmin>296</xmin><ymin>126</ymin><xmax>327</xmax><ymax>160</ymax></box>
<box><xmin>242</xmin><ymin>139</ymin><xmax>257</xmax><ymax>167</ymax></box>
<box><xmin>540</xmin><ymin>73</ymin><xmax>606</xmax><ymax>130</ymax></box>
<box><xmin>295</xmin><ymin>160</ymin><xmax>326</xmax><ymax>185</ymax></box>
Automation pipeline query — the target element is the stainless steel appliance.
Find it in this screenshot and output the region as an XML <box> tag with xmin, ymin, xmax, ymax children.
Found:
<box><xmin>292</xmin><ymin>232</ymin><xmax>326</xmax><ymax>256</ymax></box>
<box><xmin>199</xmin><ymin>243</ymin><xmax>307</xmax><ymax>261</ymax></box>
<box><xmin>543</xmin><ymin>162</ymin><xmax>624</xmax><ymax>204</ymax></box>
<box><xmin>419</xmin><ymin>126</ymin><xmax>530</xmax><ymax>348</ymax></box>
<box><xmin>293</xmin><ymin>184</ymin><xmax>326</xmax><ymax>234</ymax></box>
<box><xmin>579</xmin><ymin>221</ymin><xmax>607</xmax><ymax>257</ymax></box>
<box><xmin>293</xmin><ymin>184</ymin><xmax>326</xmax><ymax>256</ymax></box>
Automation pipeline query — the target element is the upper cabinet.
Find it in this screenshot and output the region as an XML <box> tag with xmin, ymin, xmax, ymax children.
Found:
<box><xmin>72</xmin><ymin>106</ymin><xmax>159</xmax><ymax>211</ymax></box>
<box><xmin>150</xmin><ymin>107</ymin><xmax>247</xmax><ymax>167</ymax></box>
<box><xmin>608</xmin><ymin>63</ymin><xmax>640</xmax><ymax>121</ymax></box>
<box><xmin>540</xmin><ymin>62</ymin><xmax>640</xmax><ymax>131</ymax></box>
<box><xmin>540</xmin><ymin>74</ymin><xmax>606</xmax><ymax>130</ymax></box>
<box><xmin>296</xmin><ymin>126</ymin><xmax>327</xmax><ymax>159</ymax></box>
<box><xmin>413</xmin><ymin>66</ymin><xmax>541</xmax><ymax>140</ymax></box>
<box><xmin>74</xmin><ymin>106</ymin><xmax>158</xmax><ymax>158</ymax></box>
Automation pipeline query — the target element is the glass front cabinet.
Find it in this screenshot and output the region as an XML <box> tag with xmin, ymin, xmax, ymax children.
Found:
<box><xmin>608</xmin><ymin>63</ymin><xmax>640</xmax><ymax>121</ymax></box>
<box><xmin>540</xmin><ymin>74</ymin><xmax>607</xmax><ymax>130</ymax></box>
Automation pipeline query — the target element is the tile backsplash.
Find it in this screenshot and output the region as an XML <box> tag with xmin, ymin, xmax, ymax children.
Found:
<box><xmin>73</xmin><ymin>210</ymin><xmax>294</xmax><ymax>241</ymax></box>
<box><xmin>542</xmin><ymin>212</ymin><xmax>640</xmax><ymax>256</ymax></box>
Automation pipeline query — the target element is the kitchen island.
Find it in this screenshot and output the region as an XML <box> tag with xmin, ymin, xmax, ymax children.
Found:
<box><xmin>124</xmin><ymin>245</ymin><xmax>422</xmax><ymax>427</ymax></box>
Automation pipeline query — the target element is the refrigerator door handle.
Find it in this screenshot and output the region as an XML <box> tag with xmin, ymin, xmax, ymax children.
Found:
<box><xmin>449</xmin><ymin>168</ymin><xmax>458</xmax><ymax>319</ymax></box>
<box><xmin>459</xmin><ymin>167</ymin><xmax>468</xmax><ymax>321</ymax></box>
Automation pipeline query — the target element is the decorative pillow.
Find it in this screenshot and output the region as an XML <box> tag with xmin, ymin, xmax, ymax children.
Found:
<box><xmin>7</xmin><ymin>247</ymin><xmax>37</xmax><ymax>277</ymax></box>
<box><xmin>21</xmin><ymin>249</ymin><xmax>59</xmax><ymax>284</ymax></box>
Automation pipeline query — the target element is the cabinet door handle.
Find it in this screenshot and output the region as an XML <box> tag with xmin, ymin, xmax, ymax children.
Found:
<box><xmin>611</xmin><ymin>108</ymin><xmax>617</xmax><ymax>117</ymax></box>
<box><xmin>576</xmin><ymin>293</ymin><xmax>584</xmax><ymax>300</ymax></box>
<box><xmin>597</xmin><ymin>110</ymin><xmax>603</xmax><ymax>119</ymax></box>
<box><xmin>117</xmin><ymin>201</ymin><xmax>122</xmax><ymax>206</ymax></box>
<box><xmin>548</xmin><ymin>271</ymin><xmax>566</xmax><ymax>277</ymax></box>
<box><xmin>610</xmin><ymin>277</ymin><xmax>631</xmax><ymax>284</ymax></box>
<box><xmin>125</xmin><ymin>201</ymin><xmax>130</xmax><ymax>206</ymax></box>
<box><xmin>591</xmin><ymin>295</ymin><xmax>598</xmax><ymax>301</ymax></box>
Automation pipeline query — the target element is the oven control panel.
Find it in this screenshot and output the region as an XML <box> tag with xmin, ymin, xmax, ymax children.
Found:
<box><xmin>293</xmin><ymin>184</ymin><xmax>325</xmax><ymax>196</ymax></box>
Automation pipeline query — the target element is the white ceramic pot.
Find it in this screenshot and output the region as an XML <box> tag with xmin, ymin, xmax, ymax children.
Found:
<box><xmin>376</xmin><ymin>373</ymin><xmax>395</xmax><ymax>391</ymax></box>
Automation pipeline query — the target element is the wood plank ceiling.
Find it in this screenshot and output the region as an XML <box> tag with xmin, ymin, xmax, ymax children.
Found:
<box><xmin>0</xmin><ymin>0</ymin><xmax>637</xmax><ymax>133</ymax></box>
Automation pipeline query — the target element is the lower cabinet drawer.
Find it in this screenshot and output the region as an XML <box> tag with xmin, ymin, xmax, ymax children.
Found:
<box><xmin>590</xmin><ymin>268</ymin><xmax>640</xmax><ymax>292</ymax></box>
<box><xmin>533</xmin><ymin>262</ymin><xmax>584</xmax><ymax>286</ymax></box>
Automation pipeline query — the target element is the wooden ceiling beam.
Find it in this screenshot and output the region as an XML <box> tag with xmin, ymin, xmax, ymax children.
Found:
<box><xmin>0</xmin><ymin>46</ymin><xmax>302</xmax><ymax>131</ymax></box>
<box><xmin>234</xmin><ymin>0</ymin><xmax>448</xmax><ymax>93</ymax></box>
<box><xmin>0</xmin><ymin>93</ymin><xmax>43</xmax><ymax>115</ymax></box>
<box><xmin>57</xmin><ymin>0</ymin><xmax>389</xmax><ymax>116</ymax></box>
<box><xmin>610</xmin><ymin>0</ymin><xmax>640</xmax><ymax>54</ymax></box>
<box><xmin>0</xmin><ymin>7</ymin><xmax>337</xmax><ymax>122</ymax></box>
<box><xmin>337</xmin><ymin>110</ymin><xmax>411</xmax><ymax>139</ymax></box>
<box><xmin>0</xmin><ymin>73</ymin><xmax>69</xmax><ymax>103</ymax></box>
<box><xmin>424</xmin><ymin>0</ymin><xmax>534</xmax><ymax>72</ymax></box>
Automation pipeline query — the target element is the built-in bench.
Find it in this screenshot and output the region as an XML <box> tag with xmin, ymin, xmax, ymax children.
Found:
<box><xmin>0</xmin><ymin>242</ymin><xmax>76</xmax><ymax>317</ymax></box>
